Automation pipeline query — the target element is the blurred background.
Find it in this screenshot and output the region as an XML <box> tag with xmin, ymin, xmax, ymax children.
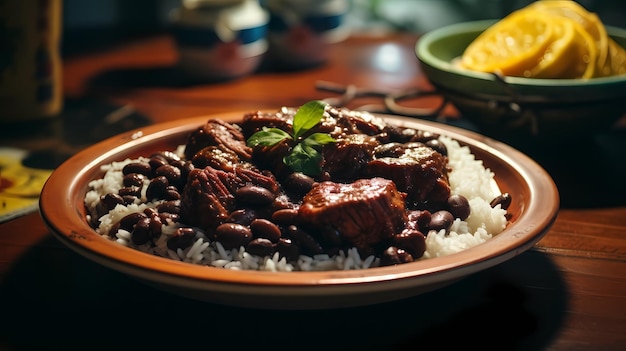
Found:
<box><xmin>61</xmin><ymin>0</ymin><xmax>626</xmax><ymax>56</ymax></box>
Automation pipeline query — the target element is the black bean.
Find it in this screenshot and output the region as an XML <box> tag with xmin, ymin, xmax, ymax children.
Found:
<box><xmin>122</xmin><ymin>195</ymin><xmax>138</xmax><ymax>205</ymax></box>
<box><xmin>123</xmin><ymin>173</ymin><xmax>145</xmax><ymax>187</ymax></box>
<box><xmin>122</xmin><ymin>162</ymin><xmax>151</xmax><ymax>177</ymax></box>
<box><xmin>392</xmin><ymin>229</ymin><xmax>426</xmax><ymax>258</ymax></box>
<box><xmin>490</xmin><ymin>193</ymin><xmax>512</xmax><ymax>210</ymax></box>
<box><xmin>146</xmin><ymin>176</ymin><xmax>169</xmax><ymax>201</ymax></box>
<box><xmin>250</xmin><ymin>218</ymin><xmax>282</xmax><ymax>242</ymax></box>
<box><xmin>447</xmin><ymin>194</ymin><xmax>471</xmax><ymax>220</ymax></box>
<box><xmin>163</xmin><ymin>186</ymin><xmax>181</xmax><ymax>201</ymax></box>
<box><xmin>167</xmin><ymin>227</ymin><xmax>196</xmax><ymax>250</ymax></box>
<box><xmin>276</xmin><ymin>238</ymin><xmax>299</xmax><ymax>261</ymax></box>
<box><xmin>283</xmin><ymin>172</ymin><xmax>316</xmax><ymax>195</ymax></box>
<box><xmin>143</xmin><ymin>207</ymin><xmax>157</xmax><ymax>217</ymax></box>
<box><xmin>154</xmin><ymin>151</ymin><xmax>181</xmax><ymax>163</ymax></box>
<box><xmin>246</xmin><ymin>238</ymin><xmax>275</xmax><ymax>257</ymax></box>
<box><xmin>226</xmin><ymin>209</ymin><xmax>259</xmax><ymax>226</ymax></box>
<box><xmin>159</xmin><ymin>212</ymin><xmax>180</xmax><ymax>224</ymax></box>
<box><xmin>118</xmin><ymin>186</ymin><xmax>142</xmax><ymax>198</ymax></box>
<box><xmin>143</xmin><ymin>208</ymin><xmax>162</xmax><ymax>238</ymax></box>
<box><xmin>380</xmin><ymin>246</ymin><xmax>413</xmax><ymax>266</ymax></box>
<box><xmin>149</xmin><ymin>155</ymin><xmax>168</xmax><ymax>172</ymax></box>
<box><xmin>131</xmin><ymin>217</ymin><xmax>152</xmax><ymax>245</ymax></box>
<box><xmin>156</xmin><ymin>200</ymin><xmax>180</xmax><ymax>214</ymax></box>
<box><xmin>214</xmin><ymin>223</ymin><xmax>253</xmax><ymax>250</ymax></box>
<box><xmin>425</xmin><ymin>139</ymin><xmax>447</xmax><ymax>156</ymax></box>
<box><xmin>286</xmin><ymin>225</ymin><xmax>323</xmax><ymax>255</ymax></box>
<box><xmin>271</xmin><ymin>208</ymin><xmax>299</xmax><ymax>224</ymax></box>
<box><xmin>107</xmin><ymin>222</ymin><xmax>120</xmax><ymax>238</ymax></box>
<box><xmin>428</xmin><ymin>210</ymin><xmax>454</xmax><ymax>232</ymax></box>
<box><xmin>397</xmin><ymin>249</ymin><xmax>413</xmax><ymax>263</ymax></box>
<box><xmin>235</xmin><ymin>185</ymin><xmax>276</xmax><ymax>206</ymax></box>
<box><xmin>171</xmin><ymin>160</ymin><xmax>194</xmax><ymax>185</ymax></box>
<box><xmin>155</xmin><ymin>164</ymin><xmax>181</xmax><ymax>187</ymax></box>
<box><xmin>118</xmin><ymin>212</ymin><xmax>147</xmax><ymax>231</ymax></box>
<box><xmin>101</xmin><ymin>193</ymin><xmax>124</xmax><ymax>212</ymax></box>
<box><xmin>272</xmin><ymin>196</ymin><xmax>294</xmax><ymax>211</ymax></box>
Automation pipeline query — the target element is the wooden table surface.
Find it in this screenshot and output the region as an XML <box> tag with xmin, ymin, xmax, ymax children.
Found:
<box><xmin>1</xmin><ymin>33</ymin><xmax>625</xmax><ymax>350</ymax></box>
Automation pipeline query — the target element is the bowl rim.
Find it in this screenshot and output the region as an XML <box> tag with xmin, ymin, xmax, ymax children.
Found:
<box><xmin>39</xmin><ymin>111</ymin><xmax>559</xmax><ymax>305</ymax></box>
<box><xmin>416</xmin><ymin>19</ymin><xmax>626</xmax><ymax>87</ymax></box>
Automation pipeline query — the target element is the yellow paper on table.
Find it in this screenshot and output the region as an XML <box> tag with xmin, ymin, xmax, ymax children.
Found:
<box><xmin>0</xmin><ymin>148</ymin><xmax>53</xmax><ymax>222</ymax></box>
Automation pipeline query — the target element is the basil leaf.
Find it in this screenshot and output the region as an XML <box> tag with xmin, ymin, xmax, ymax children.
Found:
<box><xmin>284</xmin><ymin>144</ymin><xmax>323</xmax><ymax>176</ymax></box>
<box><xmin>302</xmin><ymin>133</ymin><xmax>336</xmax><ymax>147</ymax></box>
<box><xmin>246</xmin><ymin>101</ymin><xmax>332</xmax><ymax>177</ymax></box>
<box><xmin>247</xmin><ymin>127</ymin><xmax>291</xmax><ymax>147</ymax></box>
<box><xmin>292</xmin><ymin>100</ymin><xmax>327</xmax><ymax>140</ymax></box>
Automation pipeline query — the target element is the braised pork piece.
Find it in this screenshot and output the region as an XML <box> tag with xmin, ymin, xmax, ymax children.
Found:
<box><xmin>176</xmin><ymin>105</ymin><xmax>458</xmax><ymax>265</ymax></box>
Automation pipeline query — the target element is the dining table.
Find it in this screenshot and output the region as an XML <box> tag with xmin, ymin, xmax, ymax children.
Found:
<box><xmin>1</xmin><ymin>30</ymin><xmax>625</xmax><ymax>351</ymax></box>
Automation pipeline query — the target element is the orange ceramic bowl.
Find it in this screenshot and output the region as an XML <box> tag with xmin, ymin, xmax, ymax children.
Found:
<box><xmin>39</xmin><ymin>111</ymin><xmax>559</xmax><ymax>309</ymax></box>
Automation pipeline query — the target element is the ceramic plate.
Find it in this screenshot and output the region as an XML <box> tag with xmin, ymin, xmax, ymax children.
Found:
<box><xmin>39</xmin><ymin>111</ymin><xmax>559</xmax><ymax>309</ymax></box>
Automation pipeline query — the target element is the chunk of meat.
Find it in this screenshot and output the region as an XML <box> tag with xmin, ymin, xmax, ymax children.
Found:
<box><xmin>297</xmin><ymin>177</ymin><xmax>408</xmax><ymax>251</ymax></box>
<box><xmin>367</xmin><ymin>145</ymin><xmax>450</xmax><ymax>207</ymax></box>
<box><xmin>191</xmin><ymin>145</ymin><xmax>243</xmax><ymax>172</ymax></box>
<box><xmin>184</xmin><ymin>119</ymin><xmax>252</xmax><ymax>162</ymax></box>
<box><xmin>180</xmin><ymin>165</ymin><xmax>280</xmax><ymax>232</ymax></box>
<box><xmin>322</xmin><ymin>134</ymin><xmax>381</xmax><ymax>182</ymax></box>
<box><xmin>180</xmin><ymin>167</ymin><xmax>235</xmax><ymax>232</ymax></box>
<box><xmin>240</xmin><ymin>109</ymin><xmax>293</xmax><ymax>138</ymax></box>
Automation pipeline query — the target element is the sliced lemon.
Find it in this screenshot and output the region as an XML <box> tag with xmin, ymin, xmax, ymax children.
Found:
<box><xmin>460</xmin><ymin>10</ymin><xmax>555</xmax><ymax>76</ymax></box>
<box><xmin>598</xmin><ymin>38</ymin><xmax>626</xmax><ymax>76</ymax></box>
<box><xmin>526</xmin><ymin>0</ymin><xmax>608</xmax><ymax>74</ymax></box>
<box><xmin>525</xmin><ymin>16</ymin><xmax>577</xmax><ymax>78</ymax></box>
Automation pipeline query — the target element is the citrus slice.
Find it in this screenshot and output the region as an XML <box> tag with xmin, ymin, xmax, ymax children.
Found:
<box><xmin>460</xmin><ymin>10</ymin><xmax>555</xmax><ymax>76</ymax></box>
<box><xmin>526</xmin><ymin>0</ymin><xmax>608</xmax><ymax>74</ymax></box>
<box><xmin>567</xmin><ymin>20</ymin><xmax>598</xmax><ymax>78</ymax></box>
<box><xmin>526</xmin><ymin>16</ymin><xmax>577</xmax><ymax>78</ymax></box>
<box><xmin>598</xmin><ymin>38</ymin><xmax>626</xmax><ymax>76</ymax></box>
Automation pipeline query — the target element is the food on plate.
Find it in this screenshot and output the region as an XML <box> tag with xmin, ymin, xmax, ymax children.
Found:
<box><xmin>460</xmin><ymin>0</ymin><xmax>626</xmax><ymax>78</ymax></box>
<box><xmin>84</xmin><ymin>101</ymin><xmax>510</xmax><ymax>271</ymax></box>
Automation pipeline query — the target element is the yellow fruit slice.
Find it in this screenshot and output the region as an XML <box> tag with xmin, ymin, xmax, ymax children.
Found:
<box><xmin>598</xmin><ymin>38</ymin><xmax>626</xmax><ymax>76</ymax></box>
<box><xmin>572</xmin><ymin>20</ymin><xmax>598</xmax><ymax>78</ymax></box>
<box><xmin>461</xmin><ymin>10</ymin><xmax>555</xmax><ymax>76</ymax></box>
<box><xmin>526</xmin><ymin>16</ymin><xmax>577</xmax><ymax>78</ymax></box>
<box><xmin>526</xmin><ymin>0</ymin><xmax>608</xmax><ymax>74</ymax></box>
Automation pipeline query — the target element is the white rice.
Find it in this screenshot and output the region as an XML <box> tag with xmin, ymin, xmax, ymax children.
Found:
<box><xmin>84</xmin><ymin>136</ymin><xmax>508</xmax><ymax>271</ymax></box>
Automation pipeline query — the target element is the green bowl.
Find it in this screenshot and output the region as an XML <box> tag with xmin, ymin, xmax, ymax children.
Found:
<box><xmin>416</xmin><ymin>19</ymin><xmax>626</xmax><ymax>141</ymax></box>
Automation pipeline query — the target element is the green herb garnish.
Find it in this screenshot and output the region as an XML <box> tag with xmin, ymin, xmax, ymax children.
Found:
<box><xmin>246</xmin><ymin>100</ymin><xmax>336</xmax><ymax>176</ymax></box>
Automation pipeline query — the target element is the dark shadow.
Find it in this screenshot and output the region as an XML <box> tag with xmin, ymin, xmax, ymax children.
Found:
<box><xmin>0</xmin><ymin>235</ymin><xmax>567</xmax><ymax>351</ymax></box>
<box><xmin>489</xmin><ymin>126</ymin><xmax>626</xmax><ymax>209</ymax></box>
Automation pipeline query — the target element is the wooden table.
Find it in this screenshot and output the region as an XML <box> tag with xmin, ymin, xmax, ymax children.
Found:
<box><xmin>1</xmin><ymin>33</ymin><xmax>625</xmax><ymax>350</ymax></box>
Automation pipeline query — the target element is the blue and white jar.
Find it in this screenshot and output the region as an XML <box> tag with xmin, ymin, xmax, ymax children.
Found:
<box><xmin>263</xmin><ymin>0</ymin><xmax>350</xmax><ymax>69</ymax></box>
<box><xmin>170</xmin><ymin>0</ymin><xmax>269</xmax><ymax>80</ymax></box>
